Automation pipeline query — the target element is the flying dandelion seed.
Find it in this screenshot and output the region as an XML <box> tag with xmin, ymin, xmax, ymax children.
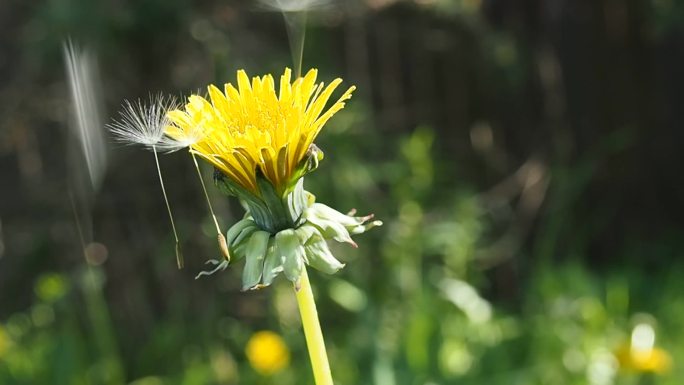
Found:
<box><xmin>256</xmin><ymin>0</ymin><xmax>336</xmax><ymax>77</ymax></box>
<box><xmin>63</xmin><ymin>40</ymin><xmax>107</xmax><ymax>189</ymax></box>
<box><xmin>108</xmin><ymin>95</ymin><xmax>185</xmax><ymax>269</ymax></box>
<box><xmin>257</xmin><ymin>0</ymin><xmax>334</xmax><ymax>12</ymax></box>
<box><xmin>62</xmin><ymin>40</ymin><xmax>108</xmax><ymax>256</ymax></box>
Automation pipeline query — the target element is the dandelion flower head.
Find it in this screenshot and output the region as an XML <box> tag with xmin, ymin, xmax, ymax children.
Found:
<box><xmin>166</xmin><ymin>68</ymin><xmax>355</xmax><ymax>195</ymax></box>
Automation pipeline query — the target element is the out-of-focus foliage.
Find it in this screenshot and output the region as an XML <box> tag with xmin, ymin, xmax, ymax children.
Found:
<box><xmin>1</xmin><ymin>0</ymin><xmax>683</xmax><ymax>384</ymax></box>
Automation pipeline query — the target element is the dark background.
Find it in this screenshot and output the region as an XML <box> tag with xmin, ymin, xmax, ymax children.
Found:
<box><xmin>0</xmin><ymin>0</ymin><xmax>682</xmax><ymax>384</ymax></box>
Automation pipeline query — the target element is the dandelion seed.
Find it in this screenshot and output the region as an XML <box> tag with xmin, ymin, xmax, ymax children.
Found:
<box><xmin>257</xmin><ymin>0</ymin><xmax>334</xmax><ymax>12</ymax></box>
<box><xmin>190</xmin><ymin>151</ymin><xmax>230</xmax><ymax>262</ymax></box>
<box><xmin>63</xmin><ymin>40</ymin><xmax>107</xmax><ymax>189</ymax></box>
<box><xmin>157</xmin><ymin>109</ymin><xmax>207</xmax><ymax>152</ymax></box>
<box><xmin>108</xmin><ymin>95</ymin><xmax>185</xmax><ymax>269</ymax></box>
<box><xmin>148</xmin><ymin>106</ymin><xmax>227</xmax><ymax>260</ymax></box>
<box><xmin>257</xmin><ymin>0</ymin><xmax>328</xmax><ymax>77</ymax></box>
<box><xmin>108</xmin><ymin>94</ymin><xmax>178</xmax><ymax>149</ymax></box>
<box><xmin>112</xmin><ymin>95</ymin><xmax>226</xmax><ymax>262</ymax></box>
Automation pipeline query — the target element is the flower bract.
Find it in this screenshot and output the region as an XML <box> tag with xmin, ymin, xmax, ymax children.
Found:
<box><xmin>222</xmin><ymin>195</ymin><xmax>381</xmax><ymax>290</ymax></box>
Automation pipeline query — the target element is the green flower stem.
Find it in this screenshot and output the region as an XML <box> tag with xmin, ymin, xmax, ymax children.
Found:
<box><xmin>295</xmin><ymin>266</ymin><xmax>333</xmax><ymax>385</ymax></box>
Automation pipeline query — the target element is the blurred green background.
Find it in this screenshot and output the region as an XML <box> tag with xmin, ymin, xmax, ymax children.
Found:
<box><xmin>1</xmin><ymin>0</ymin><xmax>683</xmax><ymax>384</ymax></box>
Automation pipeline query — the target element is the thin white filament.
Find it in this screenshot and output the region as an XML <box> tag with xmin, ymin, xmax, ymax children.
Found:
<box><xmin>108</xmin><ymin>95</ymin><xmax>178</xmax><ymax>149</ymax></box>
<box><xmin>257</xmin><ymin>0</ymin><xmax>334</xmax><ymax>12</ymax></box>
<box><xmin>63</xmin><ymin>40</ymin><xmax>107</xmax><ymax>189</ymax></box>
<box><xmin>286</xmin><ymin>11</ymin><xmax>307</xmax><ymax>78</ymax></box>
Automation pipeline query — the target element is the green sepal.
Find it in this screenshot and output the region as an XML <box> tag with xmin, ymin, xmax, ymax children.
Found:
<box><xmin>232</xmin><ymin>241</ymin><xmax>249</xmax><ymax>262</ymax></box>
<box><xmin>307</xmin><ymin>203</ymin><xmax>383</xmax><ymax>235</ymax></box>
<box><xmin>225</xmin><ymin>219</ymin><xmax>259</xmax><ymax>261</ymax></box>
<box><xmin>262</xmin><ymin>240</ymin><xmax>283</xmax><ymax>286</ymax></box>
<box><xmin>305</xmin><ymin>190</ymin><xmax>316</xmax><ymax>207</ymax></box>
<box><xmin>349</xmin><ymin>219</ymin><xmax>383</xmax><ymax>235</ymax></box>
<box><xmin>286</xmin><ymin>178</ymin><xmax>308</xmax><ymax>225</ymax></box>
<box><xmin>304</xmin><ymin>212</ymin><xmax>356</xmax><ymax>246</ymax></box>
<box><xmin>226</xmin><ymin>218</ymin><xmax>258</xmax><ymax>245</ymax></box>
<box><xmin>304</xmin><ymin>235</ymin><xmax>345</xmax><ymax>275</ymax></box>
<box><xmin>226</xmin><ymin>218</ymin><xmax>251</xmax><ymax>243</ymax></box>
<box><xmin>284</xmin><ymin>144</ymin><xmax>324</xmax><ymax>196</ymax></box>
<box><xmin>255</xmin><ymin>169</ymin><xmax>298</xmax><ymax>232</ymax></box>
<box><xmin>242</xmin><ymin>230</ymin><xmax>271</xmax><ymax>291</ymax></box>
<box><xmin>294</xmin><ymin>223</ymin><xmax>319</xmax><ymax>245</ymax></box>
<box><xmin>275</xmin><ymin>229</ymin><xmax>306</xmax><ymax>283</ymax></box>
<box><xmin>214</xmin><ymin>169</ymin><xmax>275</xmax><ymax>232</ymax></box>
<box><xmin>214</xmin><ymin>169</ymin><xmax>258</xmax><ymax>204</ymax></box>
<box><xmin>215</xmin><ymin>167</ymin><xmax>308</xmax><ymax>234</ymax></box>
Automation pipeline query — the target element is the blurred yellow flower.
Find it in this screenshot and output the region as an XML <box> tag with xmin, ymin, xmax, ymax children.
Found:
<box><xmin>616</xmin><ymin>323</ymin><xmax>672</xmax><ymax>374</ymax></box>
<box><xmin>167</xmin><ymin>68</ymin><xmax>355</xmax><ymax>195</ymax></box>
<box><xmin>615</xmin><ymin>344</ymin><xmax>672</xmax><ymax>374</ymax></box>
<box><xmin>245</xmin><ymin>330</ymin><xmax>290</xmax><ymax>375</ymax></box>
<box><xmin>0</xmin><ymin>324</ymin><xmax>10</xmax><ymax>358</ymax></box>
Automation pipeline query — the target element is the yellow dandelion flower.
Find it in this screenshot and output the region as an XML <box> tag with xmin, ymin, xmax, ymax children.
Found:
<box><xmin>167</xmin><ymin>68</ymin><xmax>355</xmax><ymax>196</ymax></box>
<box><xmin>245</xmin><ymin>330</ymin><xmax>290</xmax><ymax>375</ymax></box>
<box><xmin>175</xmin><ymin>68</ymin><xmax>380</xmax><ymax>286</ymax></box>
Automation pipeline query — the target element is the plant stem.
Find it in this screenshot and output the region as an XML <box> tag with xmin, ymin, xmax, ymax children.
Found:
<box><xmin>294</xmin><ymin>266</ymin><xmax>333</xmax><ymax>385</ymax></box>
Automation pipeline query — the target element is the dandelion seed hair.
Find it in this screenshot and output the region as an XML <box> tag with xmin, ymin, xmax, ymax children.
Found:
<box><xmin>108</xmin><ymin>94</ymin><xmax>179</xmax><ymax>149</ymax></box>
<box><xmin>108</xmin><ymin>94</ymin><xmax>185</xmax><ymax>268</ymax></box>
